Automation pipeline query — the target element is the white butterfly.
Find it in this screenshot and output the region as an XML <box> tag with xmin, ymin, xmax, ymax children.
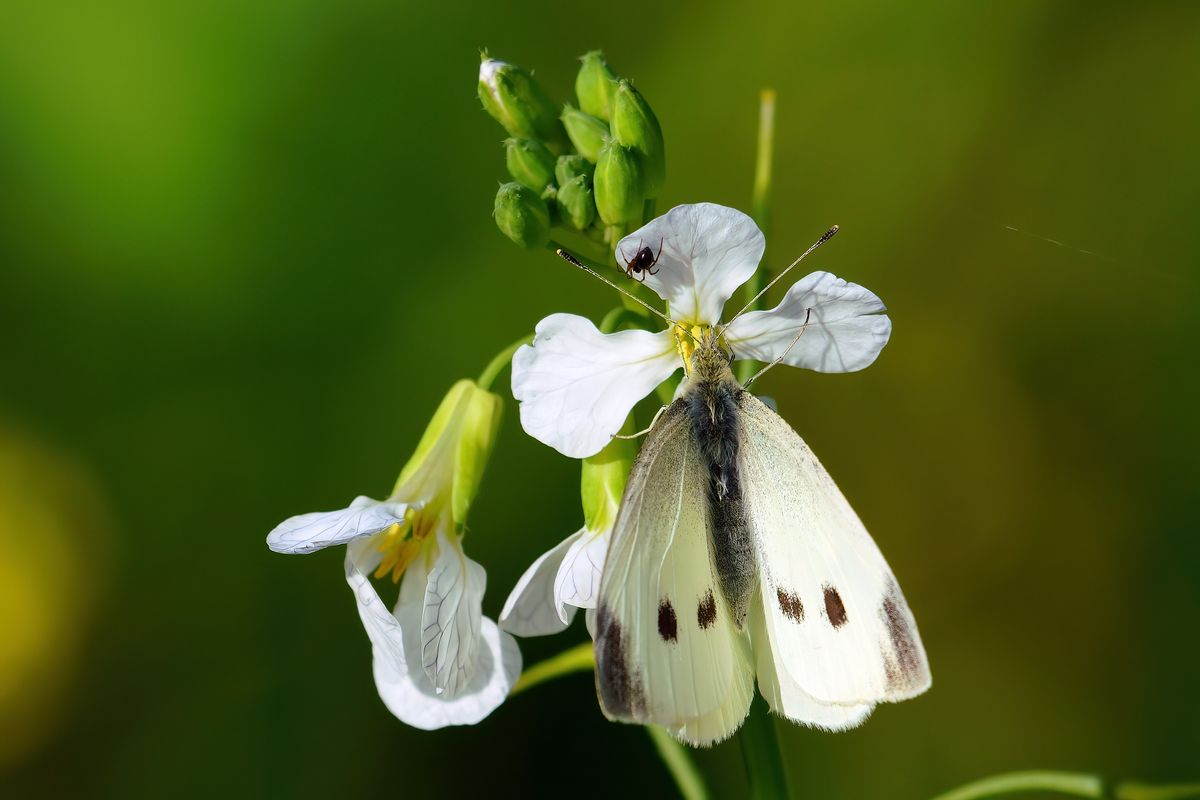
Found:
<box><xmin>593</xmin><ymin>327</ymin><xmax>931</xmax><ymax>745</ymax></box>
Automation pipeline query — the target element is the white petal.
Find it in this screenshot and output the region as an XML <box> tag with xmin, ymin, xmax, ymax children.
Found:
<box><xmin>499</xmin><ymin>530</ymin><xmax>583</xmax><ymax>637</ymax></box>
<box><xmin>267</xmin><ymin>496</ymin><xmax>407</xmax><ymax>554</ymax></box>
<box><xmin>553</xmin><ymin>528</ymin><xmax>608</xmax><ymax>620</ymax></box>
<box><xmin>724</xmin><ymin>271</ymin><xmax>892</xmax><ymax>373</ymax></box>
<box><xmin>511</xmin><ymin>313</ymin><xmax>678</xmax><ymax>458</ymax></box>
<box><xmin>619</xmin><ymin>203</ymin><xmax>764</xmax><ymax>324</ymax></box>
<box><xmin>372</xmin><ymin>608</ymin><xmax>522</xmax><ymax>730</ymax></box>
<box><xmin>421</xmin><ymin>532</ymin><xmax>486</xmax><ymax>698</ymax></box>
<box><xmin>344</xmin><ymin>536</ymin><xmax>407</xmax><ymax>674</ymax></box>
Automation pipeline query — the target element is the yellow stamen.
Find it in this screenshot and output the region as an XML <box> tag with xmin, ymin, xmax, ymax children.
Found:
<box><xmin>372</xmin><ymin>507</ymin><xmax>440</xmax><ymax>583</ymax></box>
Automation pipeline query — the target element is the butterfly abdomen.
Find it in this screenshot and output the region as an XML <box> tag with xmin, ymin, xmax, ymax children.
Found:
<box><xmin>686</xmin><ymin>377</ymin><xmax>757</xmax><ymax>627</ymax></box>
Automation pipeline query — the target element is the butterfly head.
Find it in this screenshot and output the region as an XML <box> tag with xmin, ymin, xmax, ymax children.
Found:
<box><xmin>675</xmin><ymin>325</ymin><xmax>734</xmax><ymax>383</ymax></box>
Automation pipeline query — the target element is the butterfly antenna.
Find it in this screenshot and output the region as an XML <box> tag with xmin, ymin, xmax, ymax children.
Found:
<box><xmin>555</xmin><ymin>248</ymin><xmax>699</xmax><ymax>344</ymax></box>
<box><xmin>720</xmin><ymin>224</ymin><xmax>839</xmax><ymax>334</ymax></box>
<box><xmin>743</xmin><ymin>308</ymin><xmax>812</xmax><ymax>388</ymax></box>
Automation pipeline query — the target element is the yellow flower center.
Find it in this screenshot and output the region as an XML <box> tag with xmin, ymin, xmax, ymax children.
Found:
<box><xmin>373</xmin><ymin>507</ymin><xmax>438</xmax><ymax>583</ymax></box>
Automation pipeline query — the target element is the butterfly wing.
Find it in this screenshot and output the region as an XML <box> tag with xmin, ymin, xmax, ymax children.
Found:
<box><xmin>594</xmin><ymin>400</ymin><xmax>755</xmax><ymax>746</ymax></box>
<box><xmin>738</xmin><ymin>391</ymin><xmax>931</xmax><ymax>717</ymax></box>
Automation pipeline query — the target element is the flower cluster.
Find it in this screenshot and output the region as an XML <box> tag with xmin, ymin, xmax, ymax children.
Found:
<box><xmin>266</xmin><ymin>53</ymin><xmax>890</xmax><ymax>737</ymax></box>
<box><xmin>480</xmin><ymin>51</ymin><xmax>665</xmax><ymax>251</ymax></box>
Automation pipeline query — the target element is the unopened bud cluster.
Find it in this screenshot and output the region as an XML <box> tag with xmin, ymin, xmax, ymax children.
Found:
<box><xmin>479</xmin><ymin>51</ymin><xmax>666</xmax><ymax>250</ymax></box>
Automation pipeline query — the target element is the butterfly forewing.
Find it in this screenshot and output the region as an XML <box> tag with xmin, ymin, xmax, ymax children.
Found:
<box><xmin>738</xmin><ymin>392</ymin><xmax>931</xmax><ymax>706</ymax></box>
<box><xmin>594</xmin><ymin>401</ymin><xmax>755</xmax><ymax>746</ymax></box>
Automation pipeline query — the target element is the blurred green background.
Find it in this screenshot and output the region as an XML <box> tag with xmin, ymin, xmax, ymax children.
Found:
<box><xmin>2</xmin><ymin>1</ymin><xmax>1198</xmax><ymax>797</ymax></box>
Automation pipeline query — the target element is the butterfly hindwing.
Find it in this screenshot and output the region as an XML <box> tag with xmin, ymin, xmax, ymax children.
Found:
<box><xmin>594</xmin><ymin>400</ymin><xmax>755</xmax><ymax>746</ymax></box>
<box><xmin>737</xmin><ymin>391</ymin><xmax>931</xmax><ymax>709</ymax></box>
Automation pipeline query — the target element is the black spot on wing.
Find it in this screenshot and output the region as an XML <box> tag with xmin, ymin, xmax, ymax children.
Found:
<box><xmin>776</xmin><ymin>588</ymin><xmax>805</xmax><ymax>623</ymax></box>
<box><xmin>657</xmin><ymin>599</ymin><xmax>678</xmax><ymax>643</ymax></box>
<box><xmin>696</xmin><ymin>590</ymin><xmax>717</xmax><ymax>629</ymax></box>
<box><xmin>595</xmin><ymin>603</ymin><xmax>644</xmax><ymax>717</ymax></box>
<box><xmin>823</xmin><ymin>585</ymin><xmax>848</xmax><ymax>629</ymax></box>
<box><xmin>880</xmin><ymin>580</ymin><xmax>925</xmax><ymax>692</ymax></box>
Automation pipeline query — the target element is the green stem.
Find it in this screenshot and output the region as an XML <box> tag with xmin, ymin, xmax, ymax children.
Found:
<box><xmin>737</xmin><ymin>696</ymin><xmax>788</xmax><ymax>800</ymax></box>
<box><xmin>647</xmin><ymin>726</ymin><xmax>709</xmax><ymax>800</ymax></box>
<box><xmin>737</xmin><ymin>88</ymin><xmax>777</xmax><ymax>385</ymax></box>
<box><xmin>477</xmin><ymin>334</ymin><xmax>534</xmax><ymax>391</ymax></box>
<box><xmin>931</xmin><ymin>771</ymin><xmax>1200</xmax><ymax>800</ymax></box>
<box><xmin>508</xmin><ymin>641</ymin><xmax>593</xmax><ymax>697</ymax></box>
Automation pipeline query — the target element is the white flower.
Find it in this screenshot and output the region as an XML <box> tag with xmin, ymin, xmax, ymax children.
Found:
<box><xmin>511</xmin><ymin>202</ymin><xmax>892</xmax><ymax>458</ymax></box>
<box><xmin>499</xmin><ymin>434</ymin><xmax>635</xmax><ymax>639</ymax></box>
<box><xmin>267</xmin><ymin>380</ymin><xmax>521</xmax><ymax>729</ymax></box>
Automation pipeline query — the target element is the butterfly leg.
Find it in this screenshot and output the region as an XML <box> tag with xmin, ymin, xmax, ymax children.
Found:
<box><xmin>613</xmin><ymin>404</ymin><xmax>669</xmax><ymax>440</ymax></box>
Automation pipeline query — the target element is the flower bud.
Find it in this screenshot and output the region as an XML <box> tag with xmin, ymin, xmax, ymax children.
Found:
<box><xmin>610</xmin><ymin>79</ymin><xmax>665</xmax><ymax>198</ymax></box>
<box><xmin>493</xmin><ymin>182</ymin><xmax>550</xmax><ymax>249</ymax></box>
<box><xmin>580</xmin><ymin>426</ymin><xmax>635</xmax><ymax>534</ymax></box>
<box><xmin>556</xmin><ymin>175</ymin><xmax>596</xmax><ymax>232</ymax></box>
<box><xmin>593</xmin><ymin>140</ymin><xmax>643</xmax><ymax>226</ymax></box>
<box><xmin>561</xmin><ymin>104</ymin><xmax>609</xmax><ymax>162</ymax></box>
<box><xmin>575</xmin><ymin>50</ymin><xmax>618</xmax><ymax>120</ymax></box>
<box><xmin>541</xmin><ymin>184</ymin><xmax>560</xmax><ymax>228</ymax></box>
<box><xmin>555</xmin><ymin>154</ymin><xmax>594</xmax><ymax>186</ymax></box>
<box><xmin>478</xmin><ymin>57</ymin><xmax>570</xmax><ymax>153</ymax></box>
<box><xmin>505</xmin><ymin>138</ymin><xmax>556</xmax><ymax>191</ymax></box>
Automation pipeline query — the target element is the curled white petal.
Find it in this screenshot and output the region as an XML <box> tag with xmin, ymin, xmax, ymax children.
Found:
<box><xmin>619</xmin><ymin>203</ymin><xmax>764</xmax><ymax>324</ymax></box>
<box><xmin>499</xmin><ymin>530</ymin><xmax>582</xmax><ymax>638</ymax></box>
<box><xmin>372</xmin><ymin>609</ymin><xmax>521</xmax><ymax>730</ymax></box>
<box><xmin>267</xmin><ymin>495</ymin><xmax>408</xmax><ymax>554</ymax></box>
<box><xmin>725</xmin><ymin>271</ymin><xmax>892</xmax><ymax>373</ymax></box>
<box><xmin>344</xmin><ymin>536</ymin><xmax>407</xmax><ymax>674</ymax></box>
<box><xmin>511</xmin><ymin>313</ymin><xmax>678</xmax><ymax>458</ymax></box>
<box><xmin>420</xmin><ymin>532</ymin><xmax>485</xmax><ymax>698</ymax></box>
<box><xmin>552</xmin><ymin>528</ymin><xmax>608</xmax><ymax>621</ymax></box>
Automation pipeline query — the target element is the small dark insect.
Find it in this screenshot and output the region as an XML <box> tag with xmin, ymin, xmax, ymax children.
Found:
<box><xmin>620</xmin><ymin>237</ymin><xmax>664</xmax><ymax>282</ymax></box>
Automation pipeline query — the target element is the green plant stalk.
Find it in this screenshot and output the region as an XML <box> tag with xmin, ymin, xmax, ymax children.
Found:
<box><xmin>508</xmin><ymin>641</ymin><xmax>593</xmax><ymax>696</ymax></box>
<box><xmin>930</xmin><ymin>771</ymin><xmax>1200</xmax><ymax>800</ymax></box>
<box><xmin>738</xmin><ymin>696</ymin><xmax>788</xmax><ymax>800</ymax></box>
<box><xmin>647</xmin><ymin>726</ymin><xmax>710</xmax><ymax>800</ymax></box>
<box><xmin>477</xmin><ymin>334</ymin><xmax>534</xmax><ymax>391</ymax></box>
<box><xmin>736</xmin><ymin>89</ymin><xmax>776</xmax><ymax>385</ymax></box>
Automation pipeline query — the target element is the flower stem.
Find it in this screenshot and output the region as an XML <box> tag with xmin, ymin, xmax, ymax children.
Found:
<box><xmin>508</xmin><ymin>641</ymin><xmax>593</xmax><ymax>696</ymax></box>
<box><xmin>737</xmin><ymin>696</ymin><xmax>789</xmax><ymax>800</ymax></box>
<box><xmin>647</xmin><ymin>726</ymin><xmax>709</xmax><ymax>800</ymax></box>
<box><xmin>931</xmin><ymin>771</ymin><xmax>1200</xmax><ymax>800</ymax></box>
<box><xmin>737</xmin><ymin>88</ymin><xmax>777</xmax><ymax>385</ymax></box>
<box><xmin>477</xmin><ymin>334</ymin><xmax>534</xmax><ymax>391</ymax></box>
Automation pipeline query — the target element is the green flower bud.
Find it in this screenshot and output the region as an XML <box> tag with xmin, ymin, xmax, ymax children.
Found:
<box><xmin>493</xmin><ymin>182</ymin><xmax>549</xmax><ymax>249</ymax></box>
<box><xmin>561</xmin><ymin>104</ymin><xmax>609</xmax><ymax>162</ymax></box>
<box><xmin>478</xmin><ymin>56</ymin><xmax>570</xmax><ymax>153</ymax></box>
<box><xmin>593</xmin><ymin>140</ymin><xmax>643</xmax><ymax>226</ymax></box>
<box><xmin>610</xmin><ymin>79</ymin><xmax>665</xmax><ymax>199</ymax></box>
<box><xmin>541</xmin><ymin>184</ymin><xmax>560</xmax><ymax>228</ymax></box>
<box><xmin>575</xmin><ymin>50</ymin><xmax>618</xmax><ymax>120</ymax></box>
<box><xmin>580</xmin><ymin>426</ymin><xmax>636</xmax><ymax>534</ymax></box>
<box><xmin>557</xmin><ymin>175</ymin><xmax>596</xmax><ymax>231</ymax></box>
<box><xmin>555</xmin><ymin>154</ymin><xmax>594</xmax><ymax>186</ymax></box>
<box><xmin>505</xmin><ymin>138</ymin><xmax>556</xmax><ymax>191</ymax></box>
